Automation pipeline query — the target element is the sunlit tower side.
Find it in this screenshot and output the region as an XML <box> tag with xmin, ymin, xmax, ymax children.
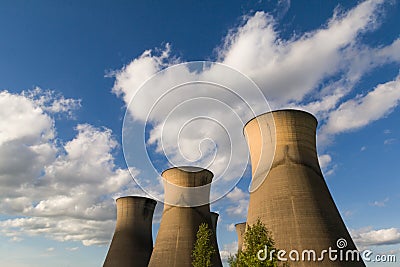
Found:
<box><xmin>244</xmin><ymin>109</ymin><xmax>365</xmax><ymax>266</ymax></box>
<box><xmin>148</xmin><ymin>167</ymin><xmax>222</xmax><ymax>267</ymax></box>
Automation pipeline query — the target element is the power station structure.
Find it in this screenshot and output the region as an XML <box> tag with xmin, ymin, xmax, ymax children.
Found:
<box><xmin>103</xmin><ymin>109</ymin><xmax>364</xmax><ymax>266</ymax></box>
<box><xmin>103</xmin><ymin>196</ymin><xmax>157</xmax><ymax>267</ymax></box>
<box><xmin>243</xmin><ymin>109</ymin><xmax>365</xmax><ymax>266</ymax></box>
<box><xmin>148</xmin><ymin>167</ymin><xmax>222</xmax><ymax>267</ymax></box>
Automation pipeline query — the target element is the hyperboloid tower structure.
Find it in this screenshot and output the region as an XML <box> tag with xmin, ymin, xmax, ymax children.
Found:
<box><xmin>103</xmin><ymin>196</ymin><xmax>157</xmax><ymax>267</ymax></box>
<box><xmin>148</xmin><ymin>167</ymin><xmax>222</xmax><ymax>267</ymax></box>
<box><xmin>244</xmin><ymin>109</ymin><xmax>365</xmax><ymax>266</ymax></box>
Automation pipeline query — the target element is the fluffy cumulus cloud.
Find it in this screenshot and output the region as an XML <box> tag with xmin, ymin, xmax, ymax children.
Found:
<box><xmin>219</xmin><ymin>0</ymin><xmax>389</xmax><ymax>105</ymax></box>
<box><xmin>0</xmin><ymin>89</ymin><xmax>138</xmax><ymax>246</ymax></box>
<box><xmin>224</xmin><ymin>187</ymin><xmax>249</xmax><ymax>218</ymax></box>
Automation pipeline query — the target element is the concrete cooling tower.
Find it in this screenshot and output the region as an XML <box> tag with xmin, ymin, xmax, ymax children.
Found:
<box><xmin>235</xmin><ymin>222</ymin><xmax>246</xmax><ymax>252</ymax></box>
<box><xmin>148</xmin><ymin>167</ymin><xmax>222</xmax><ymax>267</ymax></box>
<box><xmin>244</xmin><ymin>110</ymin><xmax>365</xmax><ymax>266</ymax></box>
<box><xmin>103</xmin><ymin>196</ymin><xmax>157</xmax><ymax>267</ymax></box>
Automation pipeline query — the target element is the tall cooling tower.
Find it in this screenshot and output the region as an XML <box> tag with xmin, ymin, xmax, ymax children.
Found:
<box><xmin>103</xmin><ymin>196</ymin><xmax>157</xmax><ymax>267</ymax></box>
<box><xmin>148</xmin><ymin>167</ymin><xmax>222</xmax><ymax>267</ymax></box>
<box><xmin>244</xmin><ymin>110</ymin><xmax>365</xmax><ymax>266</ymax></box>
<box><xmin>235</xmin><ymin>222</ymin><xmax>246</xmax><ymax>252</ymax></box>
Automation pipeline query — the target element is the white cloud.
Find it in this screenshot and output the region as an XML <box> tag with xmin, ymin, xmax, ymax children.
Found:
<box><xmin>384</xmin><ymin>129</ymin><xmax>392</xmax><ymax>134</ymax></box>
<box><xmin>352</xmin><ymin>227</ymin><xmax>400</xmax><ymax>246</ymax></box>
<box><xmin>227</xmin><ymin>223</ymin><xmax>236</xmax><ymax>232</ymax></box>
<box><xmin>344</xmin><ymin>210</ymin><xmax>354</xmax><ymax>218</ymax></box>
<box><xmin>23</xmin><ymin>87</ymin><xmax>81</xmax><ymax>118</ymax></box>
<box><xmin>219</xmin><ymin>0</ymin><xmax>387</xmax><ymax>104</ymax></box>
<box><xmin>226</xmin><ymin>187</ymin><xmax>247</xmax><ymax>202</ymax></box>
<box><xmin>0</xmin><ymin>90</ymin><xmax>142</xmax><ymax>246</ymax></box>
<box><xmin>369</xmin><ymin>197</ymin><xmax>389</xmax><ymax>207</ymax></box>
<box><xmin>0</xmin><ymin>217</ymin><xmax>115</xmax><ymax>246</ymax></box>
<box><xmin>318</xmin><ymin>154</ymin><xmax>332</xmax><ymax>170</ymax></box>
<box><xmin>110</xmin><ymin>43</ymin><xmax>177</xmax><ymax>111</ymax></box>
<box><xmin>225</xmin><ymin>187</ymin><xmax>249</xmax><ymax>218</ymax></box>
<box><xmin>275</xmin><ymin>0</ymin><xmax>291</xmax><ymax>19</ymax></box>
<box><xmin>0</xmin><ymin>90</ymin><xmax>55</xmax><ymax>146</ymax></box>
<box><xmin>384</xmin><ymin>138</ymin><xmax>397</xmax><ymax>145</ymax></box>
<box><xmin>46</xmin><ymin>247</ymin><xmax>55</xmax><ymax>252</ymax></box>
<box><xmin>318</xmin><ymin>154</ymin><xmax>336</xmax><ymax>176</ymax></box>
<box><xmin>320</xmin><ymin>75</ymin><xmax>400</xmax><ymax>143</ymax></box>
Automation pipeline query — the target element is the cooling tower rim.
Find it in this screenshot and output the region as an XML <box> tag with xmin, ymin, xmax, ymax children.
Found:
<box><xmin>242</xmin><ymin>109</ymin><xmax>318</xmax><ymax>134</ymax></box>
<box><xmin>116</xmin><ymin>195</ymin><xmax>157</xmax><ymax>205</ymax></box>
<box><xmin>161</xmin><ymin>166</ymin><xmax>214</xmax><ymax>177</ymax></box>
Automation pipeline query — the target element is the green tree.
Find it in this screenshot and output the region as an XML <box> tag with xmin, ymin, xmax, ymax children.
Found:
<box><xmin>228</xmin><ymin>219</ymin><xmax>287</xmax><ymax>267</ymax></box>
<box><xmin>192</xmin><ymin>223</ymin><xmax>216</xmax><ymax>267</ymax></box>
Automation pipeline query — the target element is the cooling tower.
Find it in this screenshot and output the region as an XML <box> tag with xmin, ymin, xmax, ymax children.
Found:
<box><xmin>148</xmin><ymin>167</ymin><xmax>222</xmax><ymax>267</ymax></box>
<box><xmin>235</xmin><ymin>222</ymin><xmax>246</xmax><ymax>252</ymax></box>
<box><xmin>244</xmin><ymin>110</ymin><xmax>365</xmax><ymax>266</ymax></box>
<box><xmin>103</xmin><ymin>196</ymin><xmax>157</xmax><ymax>267</ymax></box>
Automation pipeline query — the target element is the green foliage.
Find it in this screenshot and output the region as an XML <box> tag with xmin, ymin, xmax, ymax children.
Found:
<box><xmin>192</xmin><ymin>223</ymin><xmax>216</xmax><ymax>267</ymax></box>
<box><xmin>228</xmin><ymin>219</ymin><xmax>288</xmax><ymax>267</ymax></box>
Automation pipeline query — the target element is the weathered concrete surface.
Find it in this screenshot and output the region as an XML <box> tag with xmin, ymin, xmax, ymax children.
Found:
<box><xmin>149</xmin><ymin>167</ymin><xmax>222</xmax><ymax>267</ymax></box>
<box><xmin>103</xmin><ymin>196</ymin><xmax>156</xmax><ymax>267</ymax></box>
<box><xmin>244</xmin><ymin>110</ymin><xmax>365</xmax><ymax>266</ymax></box>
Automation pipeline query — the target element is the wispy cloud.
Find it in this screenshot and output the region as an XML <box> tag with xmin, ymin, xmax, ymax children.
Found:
<box><xmin>369</xmin><ymin>197</ymin><xmax>389</xmax><ymax>207</ymax></box>
<box><xmin>320</xmin><ymin>75</ymin><xmax>400</xmax><ymax>144</ymax></box>
<box><xmin>384</xmin><ymin>138</ymin><xmax>397</xmax><ymax>145</ymax></box>
<box><xmin>352</xmin><ymin>227</ymin><xmax>400</xmax><ymax>246</ymax></box>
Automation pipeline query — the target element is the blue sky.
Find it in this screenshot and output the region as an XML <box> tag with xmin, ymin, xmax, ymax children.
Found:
<box><xmin>0</xmin><ymin>1</ymin><xmax>399</xmax><ymax>266</ymax></box>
